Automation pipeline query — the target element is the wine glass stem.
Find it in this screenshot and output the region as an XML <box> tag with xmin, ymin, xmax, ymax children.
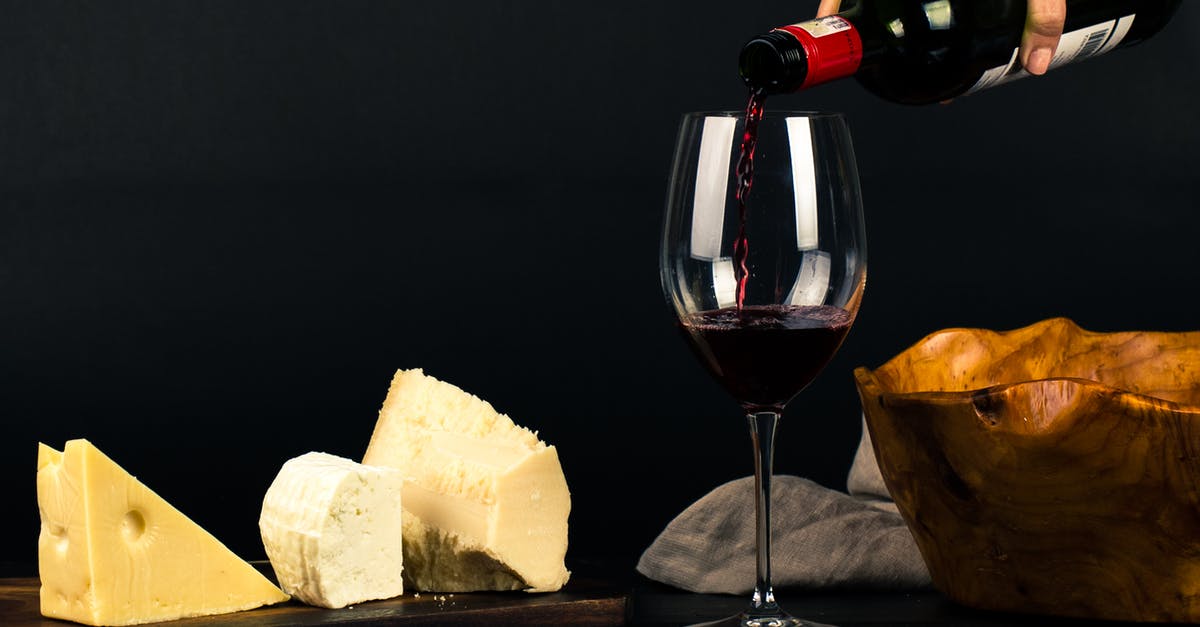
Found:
<box><xmin>747</xmin><ymin>410</ymin><xmax>782</xmax><ymax>616</ymax></box>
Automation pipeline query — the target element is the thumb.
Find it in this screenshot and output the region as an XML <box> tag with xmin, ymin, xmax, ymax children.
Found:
<box><xmin>816</xmin><ymin>0</ymin><xmax>842</xmax><ymax>18</ymax></box>
<box><xmin>1020</xmin><ymin>0</ymin><xmax>1067</xmax><ymax>75</ymax></box>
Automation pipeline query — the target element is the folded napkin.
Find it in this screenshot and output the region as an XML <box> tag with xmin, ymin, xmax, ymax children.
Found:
<box><xmin>637</xmin><ymin>418</ymin><xmax>932</xmax><ymax>594</ymax></box>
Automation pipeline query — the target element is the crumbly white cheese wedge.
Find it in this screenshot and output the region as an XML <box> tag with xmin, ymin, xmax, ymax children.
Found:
<box><xmin>363</xmin><ymin>368</ymin><xmax>571</xmax><ymax>592</ymax></box>
<box><xmin>259</xmin><ymin>452</ymin><xmax>405</xmax><ymax>609</ymax></box>
<box><xmin>36</xmin><ymin>440</ymin><xmax>289</xmax><ymax>626</ymax></box>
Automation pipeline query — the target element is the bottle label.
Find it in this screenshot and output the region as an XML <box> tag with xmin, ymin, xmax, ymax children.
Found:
<box><xmin>966</xmin><ymin>15</ymin><xmax>1136</xmax><ymax>94</ymax></box>
<box><xmin>776</xmin><ymin>16</ymin><xmax>863</xmax><ymax>89</ymax></box>
<box><xmin>793</xmin><ymin>15</ymin><xmax>853</xmax><ymax>38</ymax></box>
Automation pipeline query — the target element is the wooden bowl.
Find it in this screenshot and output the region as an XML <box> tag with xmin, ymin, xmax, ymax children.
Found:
<box><xmin>854</xmin><ymin>317</ymin><xmax>1200</xmax><ymax>622</ymax></box>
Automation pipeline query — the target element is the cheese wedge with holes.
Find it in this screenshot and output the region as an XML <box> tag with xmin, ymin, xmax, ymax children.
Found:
<box><xmin>259</xmin><ymin>452</ymin><xmax>405</xmax><ymax>608</ymax></box>
<box><xmin>36</xmin><ymin>439</ymin><xmax>288</xmax><ymax>626</ymax></box>
<box><xmin>362</xmin><ymin>369</ymin><xmax>571</xmax><ymax>592</ymax></box>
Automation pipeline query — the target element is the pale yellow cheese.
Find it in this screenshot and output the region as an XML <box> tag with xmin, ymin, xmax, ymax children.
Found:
<box><xmin>363</xmin><ymin>369</ymin><xmax>571</xmax><ymax>592</ymax></box>
<box><xmin>259</xmin><ymin>452</ymin><xmax>405</xmax><ymax>608</ymax></box>
<box><xmin>36</xmin><ymin>439</ymin><xmax>289</xmax><ymax>626</ymax></box>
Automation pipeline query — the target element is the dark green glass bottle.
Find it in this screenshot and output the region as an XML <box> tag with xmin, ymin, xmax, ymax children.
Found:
<box><xmin>739</xmin><ymin>0</ymin><xmax>1182</xmax><ymax>104</ymax></box>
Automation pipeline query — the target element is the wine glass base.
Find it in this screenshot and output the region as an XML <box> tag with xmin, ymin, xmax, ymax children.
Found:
<box><xmin>690</xmin><ymin>611</ymin><xmax>837</xmax><ymax>627</ymax></box>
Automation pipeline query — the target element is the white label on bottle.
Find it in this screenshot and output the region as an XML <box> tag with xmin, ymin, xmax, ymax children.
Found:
<box><xmin>794</xmin><ymin>15</ymin><xmax>853</xmax><ymax>38</ymax></box>
<box><xmin>965</xmin><ymin>14</ymin><xmax>1135</xmax><ymax>95</ymax></box>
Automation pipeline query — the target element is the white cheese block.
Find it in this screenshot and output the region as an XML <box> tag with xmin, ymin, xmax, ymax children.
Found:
<box><xmin>363</xmin><ymin>369</ymin><xmax>571</xmax><ymax>592</ymax></box>
<box><xmin>36</xmin><ymin>440</ymin><xmax>289</xmax><ymax>626</ymax></box>
<box><xmin>259</xmin><ymin>452</ymin><xmax>405</xmax><ymax>609</ymax></box>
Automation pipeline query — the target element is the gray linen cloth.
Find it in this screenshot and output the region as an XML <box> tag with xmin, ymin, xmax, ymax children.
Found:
<box><xmin>636</xmin><ymin>418</ymin><xmax>932</xmax><ymax>593</ymax></box>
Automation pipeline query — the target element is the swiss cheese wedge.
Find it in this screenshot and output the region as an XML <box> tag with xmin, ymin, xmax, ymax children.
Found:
<box><xmin>36</xmin><ymin>439</ymin><xmax>289</xmax><ymax>626</ymax></box>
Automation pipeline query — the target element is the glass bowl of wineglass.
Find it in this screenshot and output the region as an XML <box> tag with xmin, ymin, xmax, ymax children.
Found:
<box><xmin>659</xmin><ymin>107</ymin><xmax>866</xmax><ymax>626</ymax></box>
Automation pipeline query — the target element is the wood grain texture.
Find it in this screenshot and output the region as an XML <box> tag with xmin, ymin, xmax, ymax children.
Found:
<box><xmin>854</xmin><ymin>318</ymin><xmax>1200</xmax><ymax>623</ymax></box>
<box><xmin>0</xmin><ymin>576</ymin><xmax>627</xmax><ymax>626</ymax></box>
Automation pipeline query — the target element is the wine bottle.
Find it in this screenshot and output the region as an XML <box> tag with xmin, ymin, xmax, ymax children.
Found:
<box><xmin>739</xmin><ymin>0</ymin><xmax>1182</xmax><ymax>104</ymax></box>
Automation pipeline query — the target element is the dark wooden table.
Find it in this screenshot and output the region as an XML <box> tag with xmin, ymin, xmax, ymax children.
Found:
<box><xmin>630</xmin><ymin>581</ymin><xmax>1194</xmax><ymax>626</ymax></box>
<box><xmin>5</xmin><ymin>560</ymin><xmax>1194</xmax><ymax>626</ymax></box>
<box><xmin>1</xmin><ymin>575</ymin><xmax>626</xmax><ymax>626</ymax></box>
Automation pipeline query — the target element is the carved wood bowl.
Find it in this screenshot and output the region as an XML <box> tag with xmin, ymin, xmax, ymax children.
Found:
<box><xmin>854</xmin><ymin>318</ymin><xmax>1200</xmax><ymax>623</ymax></box>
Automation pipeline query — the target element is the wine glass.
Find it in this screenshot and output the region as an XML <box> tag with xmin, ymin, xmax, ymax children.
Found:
<box><xmin>659</xmin><ymin>109</ymin><xmax>866</xmax><ymax>627</ymax></box>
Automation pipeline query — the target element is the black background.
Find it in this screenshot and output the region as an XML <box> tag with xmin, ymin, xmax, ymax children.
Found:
<box><xmin>3</xmin><ymin>1</ymin><xmax>1198</xmax><ymax>576</ymax></box>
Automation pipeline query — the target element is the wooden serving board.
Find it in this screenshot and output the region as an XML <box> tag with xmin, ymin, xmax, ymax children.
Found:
<box><xmin>0</xmin><ymin>576</ymin><xmax>628</xmax><ymax>626</ymax></box>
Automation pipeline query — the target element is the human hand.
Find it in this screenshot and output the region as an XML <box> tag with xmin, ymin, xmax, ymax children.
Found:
<box><xmin>815</xmin><ymin>0</ymin><xmax>1066</xmax><ymax>75</ymax></box>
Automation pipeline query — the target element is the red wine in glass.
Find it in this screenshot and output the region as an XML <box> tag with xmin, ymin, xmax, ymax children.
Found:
<box><xmin>680</xmin><ymin>304</ymin><xmax>852</xmax><ymax>413</ymax></box>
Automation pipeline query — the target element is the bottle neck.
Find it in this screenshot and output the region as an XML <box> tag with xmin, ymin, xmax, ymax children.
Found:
<box><xmin>775</xmin><ymin>15</ymin><xmax>864</xmax><ymax>90</ymax></box>
<box><xmin>740</xmin><ymin>13</ymin><xmax>864</xmax><ymax>94</ymax></box>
